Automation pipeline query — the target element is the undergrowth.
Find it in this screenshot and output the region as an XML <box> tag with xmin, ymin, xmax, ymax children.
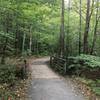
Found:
<box><xmin>67</xmin><ymin>54</ymin><xmax>100</xmax><ymax>96</ymax></box>
<box><xmin>0</xmin><ymin>58</ymin><xmax>28</xmax><ymax>100</ymax></box>
<box><xmin>67</xmin><ymin>54</ymin><xmax>100</xmax><ymax>76</ymax></box>
<box><xmin>77</xmin><ymin>78</ymin><xmax>100</xmax><ymax>96</ymax></box>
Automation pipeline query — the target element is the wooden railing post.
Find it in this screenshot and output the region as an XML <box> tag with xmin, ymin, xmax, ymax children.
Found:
<box><xmin>64</xmin><ymin>60</ymin><xmax>67</xmax><ymax>74</ymax></box>
<box><xmin>50</xmin><ymin>56</ymin><xmax>53</xmax><ymax>67</ymax></box>
<box><xmin>21</xmin><ymin>59</ymin><xmax>27</xmax><ymax>79</ymax></box>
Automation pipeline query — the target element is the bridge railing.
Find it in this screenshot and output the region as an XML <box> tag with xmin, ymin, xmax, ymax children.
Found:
<box><xmin>50</xmin><ymin>56</ymin><xmax>67</xmax><ymax>74</ymax></box>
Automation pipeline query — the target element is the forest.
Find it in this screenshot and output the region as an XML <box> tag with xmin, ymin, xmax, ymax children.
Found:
<box><xmin>0</xmin><ymin>0</ymin><xmax>100</xmax><ymax>99</ymax></box>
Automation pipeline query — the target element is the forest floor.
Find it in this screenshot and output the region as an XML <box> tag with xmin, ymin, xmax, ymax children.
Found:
<box><xmin>27</xmin><ymin>57</ymin><xmax>87</xmax><ymax>100</ymax></box>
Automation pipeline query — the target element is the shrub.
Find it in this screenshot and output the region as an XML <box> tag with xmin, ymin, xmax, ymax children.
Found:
<box><xmin>0</xmin><ymin>90</ymin><xmax>16</xmax><ymax>100</ymax></box>
<box><xmin>0</xmin><ymin>64</ymin><xmax>16</xmax><ymax>85</ymax></box>
<box><xmin>68</xmin><ymin>54</ymin><xmax>100</xmax><ymax>67</ymax></box>
<box><xmin>67</xmin><ymin>54</ymin><xmax>100</xmax><ymax>78</ymax></box>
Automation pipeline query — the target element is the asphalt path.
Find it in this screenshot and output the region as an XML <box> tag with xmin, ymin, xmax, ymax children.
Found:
<box><xmin>28</xmin><ymin>57</ymin><xmax>86</xmax><ymax>100</ymax></box>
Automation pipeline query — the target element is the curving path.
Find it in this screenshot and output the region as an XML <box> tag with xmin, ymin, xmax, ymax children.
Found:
<box><xmin>28</xmin><ymin>57</ymin><xmax>86</xmax><ymax>100</ymax></box>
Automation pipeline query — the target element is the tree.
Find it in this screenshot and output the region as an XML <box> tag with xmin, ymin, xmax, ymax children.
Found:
<box><xmin>29</xmin><ymin>24</ymin><xmax>33</xmax><ymax>54</ymax></box>
<box><xmin>58</xmin><ymin>0</ymin><xmax>65</xmax><ymax>57</ymax></box>
<box><xmin>79</xmin><ymin>0</ymin><xmax>82</xmax><ymax>55</ymax></box>
<box><xmin>90</xmin><ymin>0</ymin><xmax>100</xmax><ymax>55</ymax></box>
<box><xmin>83</xmin><ymin>0</ymin><xmax>91</xmax><ymax>54</ymax></box>
<box><xmin>83</xmin><ymin>0</ymin><xmax>94</xmax><ymax>54</ymax></box>
<box><xmin>66</xmin><ymin>0</ymin><xmax>71</xmax><ymax>56</ymax></box>
<box><xmin>0</xmin><ymin>0</ymin><xmax>100</xmax><ymax>59</ymax></box>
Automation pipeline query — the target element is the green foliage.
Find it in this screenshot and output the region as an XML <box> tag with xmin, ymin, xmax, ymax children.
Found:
<box><xmin>0</xmin><ymin>64</ymin><xmax>16</xmax><ymax>84</ymax></box>
<box><xmin>0</xmin><ymin>32</ymin><xmax>15</xmax><ymax>56</ymax></box>
<box><xmin>0</xmin><ymin>0</ymin><xmax>60</xmax><ymax>56</ymax></box>
<box><xmin>67</xmin><ymin>54</ymin><xmax>100</xmax><ymax>76</ymax></box>
<box><xmin>91</xmin><ymin>80</ymin><xmax>100</xmax><ymax>96</ymax></box>
<box><xmin>92</xmin><ymin>87</ymin><xmax>100</xmax><ymax>96</ymax></box>
<box><xmin>68</xmin><ymin>54</ymin><xmax>100</xmax><ymax>69</ymax></box>
<box><xmin>0</xmin><ymin>90</ymin><xmax>16</xmax><ymax>100</ymax></box>
<box><xmin>78</xmin><ymin>78</ymin><xmax>100</xmax><ymax>96</ymax></box>
<box><xmin>0</xmin><ymin>63</ymin><xmax>27</xmax><ymax>85</ymax></box>
<box><xmin>0</xmin><ymin>0</ymin><xmax>100</xmax><ymax>57</ymax></box>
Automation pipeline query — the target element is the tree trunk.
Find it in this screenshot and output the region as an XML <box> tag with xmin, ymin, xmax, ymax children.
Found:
<box><xmin>66</xmin><ymin>0</ymin><xmax>71</xmax><ymax>57</ymax></box>
<box><xmin>15</xmin><ymin>24</ymin><xmax>19</xmax><ymax>55</ymax></box>
<box><xmin>79</xmin><ymin>0</ymin><xmax>82</xmax><ymax>55</ymax></box>
<box><xmin>1</xmin><ymin>38</ymin><xmax>8</xmax><ymax>64</ymax></box>
<box><xmin>83</xmin><ymin>0</ymin><xmax>91</xmax><ymax>54</ymax></box>
<box><xmin>59</xmin><ymin>0</ymin><xmax>65</xmax><ymax>57</ymax></box>
<box><xmin>22</xmin><ymin>32</ymin><xmax>26</xmax><ymax>54</ymax></box>
<box><xmin>90</xmin><ymin>0</ymin><xmax>99</xmax><ymax>55</ymax></box>
<box><xmin>29</xmin><ymin>25</ymin><xmax>32</xmax><ymax>54</ymax></box>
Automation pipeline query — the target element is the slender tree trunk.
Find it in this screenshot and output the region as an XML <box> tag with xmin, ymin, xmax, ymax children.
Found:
<box><xmin>59</xmin><ymin>0</ymin><xmax>65</xmax><ymax>57</ymax></box>
<box><xmin>15</xmin><ymin>24</ymin><xmax>19</xmax><ymax>55</ymax></box>
<box><xmin>83</xmin><ymin>0</ymin><xmax>91</xmax><ymax>54</ymax></box>
<box><xmin>90</xmin><ymin>0</ymin><xmax>99</xmax><ymax>54</ymax></box>
<box><xmin>79</xmin><ymin>0</ymin><xmax>82</xmax><ymax>55</ymax></box>
<box><xmin>1</xmin><ymin>38</ymin><xmax>8</xmax><ymax>64</ymax></box>
<box><xmin>66</xmin><ymin>0</ymin><xmax>71</xmax><ymax>57</ymax></box>
<box><xmin>36</xmin><ymin>39</ymin><xmax>39</xmax><ymax>55</ymax></box>
<box><xmin>22</xmin><ymin>32</ymin><xmax>26</xmax><ymax>54</ymax></box>
<box><xmin>29</xmin><ymin>25</ymin><xmax>32</xmax><ymax>54</ymax></box>
<box><xmin>1</xmin><ymin>34</ymin><xmax>8</xmax><ymax>64</ymax></box>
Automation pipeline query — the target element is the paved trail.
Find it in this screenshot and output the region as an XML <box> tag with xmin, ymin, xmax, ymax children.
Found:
<box><xmin>28</xmin><ymin>57</ymin><xmax>86</xmax><ymax>100</ymax></box>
